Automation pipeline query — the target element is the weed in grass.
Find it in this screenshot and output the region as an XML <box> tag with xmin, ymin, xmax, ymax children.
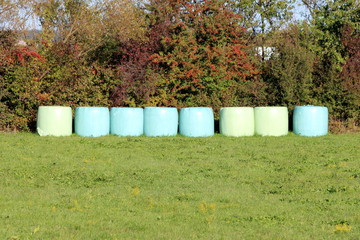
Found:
<box><xmin>333</xmin><ymin>224</ymin><xmax>352</xmax><ymax>233</ymax></box>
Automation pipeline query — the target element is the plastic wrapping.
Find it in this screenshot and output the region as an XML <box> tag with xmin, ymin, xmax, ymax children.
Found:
<box><xmin>37</xmin><ymin>106</ymin><xmax>72</xmax><ymax>136</ymax></box>
<box><xmin>255</xmin><ymin>107</ymin><xmax>288</xmax><ymax>136</ymax></box>
<box><xmin>144</xmin><ymin>107</ymin><xmax>178</xmax><ymax>137</ymax></box>
<box><xmin>179</xmin><ymin>107</ymin><xmax>214</xmax><ymax>137</ymax></box>
<box><xmin>75</xmin><ymin>107</ymin><xmax>109</xmax><ymax>137</ymax></box>
<box><xmin>220</xmin><ymin>107</ymin><xmax>254</xmax><ymax>137</ymax></box>
<box><xmin>110</xmin><ymin>107</ymin><xmax>143</xmax><ymax>136</ymax></box>
<box><xmin>293</xmin><ymin>106</ymin><xmax>328</xmax><ymax>136</ymax></box>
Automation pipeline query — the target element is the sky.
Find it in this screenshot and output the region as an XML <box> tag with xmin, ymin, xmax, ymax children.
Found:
<box><xmin>293</xmin><ymin>0</ymin><xmax>311</xmax><ymax>21</ymax></box>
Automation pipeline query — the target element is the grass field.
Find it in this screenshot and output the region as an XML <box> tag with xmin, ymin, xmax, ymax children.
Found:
<box><xmin>0</xmin><ymin>133</ymin><xmax>359</xmax><ymax>239</ymax></box>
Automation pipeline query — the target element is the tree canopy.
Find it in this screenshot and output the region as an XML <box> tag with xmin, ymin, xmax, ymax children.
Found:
<box><xmin>0</xmin><ymin>0</ymin><xmax>359</xmax><ymax>132</ymax></box>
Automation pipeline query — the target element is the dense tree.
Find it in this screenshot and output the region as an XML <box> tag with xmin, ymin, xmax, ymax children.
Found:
<box><xmin>341</xmin><ymin>25</ymin><xmax>360</xmax><ymax>107</ymax></box>
<box><xmin>0</xmin><ymin>0</ymin><xmax>146</xmax><ymax>130</ymax></box>
<box><xmin>0</xmin><ymin>0</ymin><xmax>359</xmax><ymax>132</ymax></box>
<box><xmin>310</xmin><ymin>0</ymin><xmax>359</xmax><ymax>123</ymax></box>
<box><xmin>263</xmin><ymin>23</ymin><xmax>315</xmax><ymax>108</ymax></box>
<box><xmin>147</xmin><ymin>0</ymin><xmax>263</xmax><ymax>108</ymax></box>
<box><xmin>108</xmin><ymin>0</ymin><xmax>177</xmax><ymax>107</ymax></box>
<box><xmin>35</xmin><ymin>0</ymin><xmax>145</xmax><ymax>57</ymax></box>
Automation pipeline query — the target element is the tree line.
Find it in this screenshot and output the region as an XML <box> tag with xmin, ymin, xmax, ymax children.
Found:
<box><xmin>0</xmin><ymin>0</ymin><xmax>359</xmax><ymax>132</ymax></box>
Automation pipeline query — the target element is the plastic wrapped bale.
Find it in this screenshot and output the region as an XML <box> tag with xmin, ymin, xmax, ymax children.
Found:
<box><xmin>110</xmin><ymin>107</ymin><xmax>143</xmax><ymax>136</ymax></box>
<box><xmin>179</xmin><ymin>107</ymin><xmax>214</xmax><ymax>137</ymax></box>
<box><xmin>75</xmin><ymin>107</ymin><xmax>110</xmax><ymax>137</ymax></box>
<box><xmin>255</xmin><ymin>107</ymin><xmax>288</xmax><ymax>136</ymax></box>
<box><xmin>220</xmin><ymin>107</ymin><xmax>254</xmax><ymax>137</ymax></box>
<box><xmin>37</xmin><ymin>106</ymin><xmax>72</xmax><ymax>136</ymax></box>
<box><xmin>293</xmin><ymin>106</ymin><xmax>328</xmax><ymax>136</ymax></box>
<box><xmin>144</xmin><ymin>107</ymin><xmax>178</xmax><ymax>137</ymax></box>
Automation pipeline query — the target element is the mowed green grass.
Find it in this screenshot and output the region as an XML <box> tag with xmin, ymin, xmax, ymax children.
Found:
<box><xmin>0</xmin><ymin>133</ymin><xmax>359</xmax><ymax>239</ymax></box>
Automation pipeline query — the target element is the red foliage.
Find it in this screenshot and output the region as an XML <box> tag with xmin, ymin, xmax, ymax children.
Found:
<box><xmin>14</xmin><ymin>47</ymin><xmax>45</xmax><ymax>65</ymax></box>
<box><xmin>341</xmin><ymin>25</ymin><xmax>360</xmax><ymax>98</ymax></box>
<box><xmin>110</xmin><ymin>0</ymin><xmax>177</xmax><ymax>106</ymax></box>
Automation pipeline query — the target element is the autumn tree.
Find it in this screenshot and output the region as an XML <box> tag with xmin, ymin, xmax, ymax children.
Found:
<box><xmin>31</xmin><ymin>0</ymin><xmax>147</xmax><ymax>108</ymax></box>
<box><xmin>109</xmin><ymin>0</ymin><xmax>185</xmax><ymax>107</ymax></box>
<box><xmin>35</xmin><ymin>0</ymin><xmax>145</xmax><ymax>57</ymax></box>
<box><xmin>341</xmin><ymin>26</ymin><xmax>360</xmax><ymax>106</ymax></box>
<box><xmin>147</xmin><ymin>0</ymin><xmax>262</xmax><ymax>108</ymax></box>
<box><xmin>0</xmin><ymin>29</ymin><xmax>45</xmax><ymax>130</ymax></box>
<box><xmin>0</xmin><ymin>0</ymin><xmax>147</xmax><ymax>131</ymax></box>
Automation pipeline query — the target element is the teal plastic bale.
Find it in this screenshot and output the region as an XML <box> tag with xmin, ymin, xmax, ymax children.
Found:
<box><xmin>37</xmin><ymin>106</ymin><xmax>72</xmax><ymax>136</ymax></box>
<box><xmin>144</xmin><ymin>107</ymin><xmax>178</xmax><ymax>137</ymax></box>
<box><xmin>75</xmin><ymin>107</ymin><xmax>110</xmax><ymax>137</ymax></box>
<box><xmin>255</xmin><ymin>107</ymin><xmax>288</xmax><ymax>136</ymax></box>
<box><xmin>293</xmin><ymin>105</ymin><xmax>328</xmax><ymax>136</ymax></box>
<box><xmin>179</xmin><ymin>107</ymin><xmax>214</xmax><ymax>137</ymax></box>
<box><xmin>110</xmin><ymin>107</ymin><xmax>143</xmax><ymax>136</ymax></box>
<box><xmin>220</xmin><ymin>107</ymin><xmax>254</xmax><ymax>137</ymax></box>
